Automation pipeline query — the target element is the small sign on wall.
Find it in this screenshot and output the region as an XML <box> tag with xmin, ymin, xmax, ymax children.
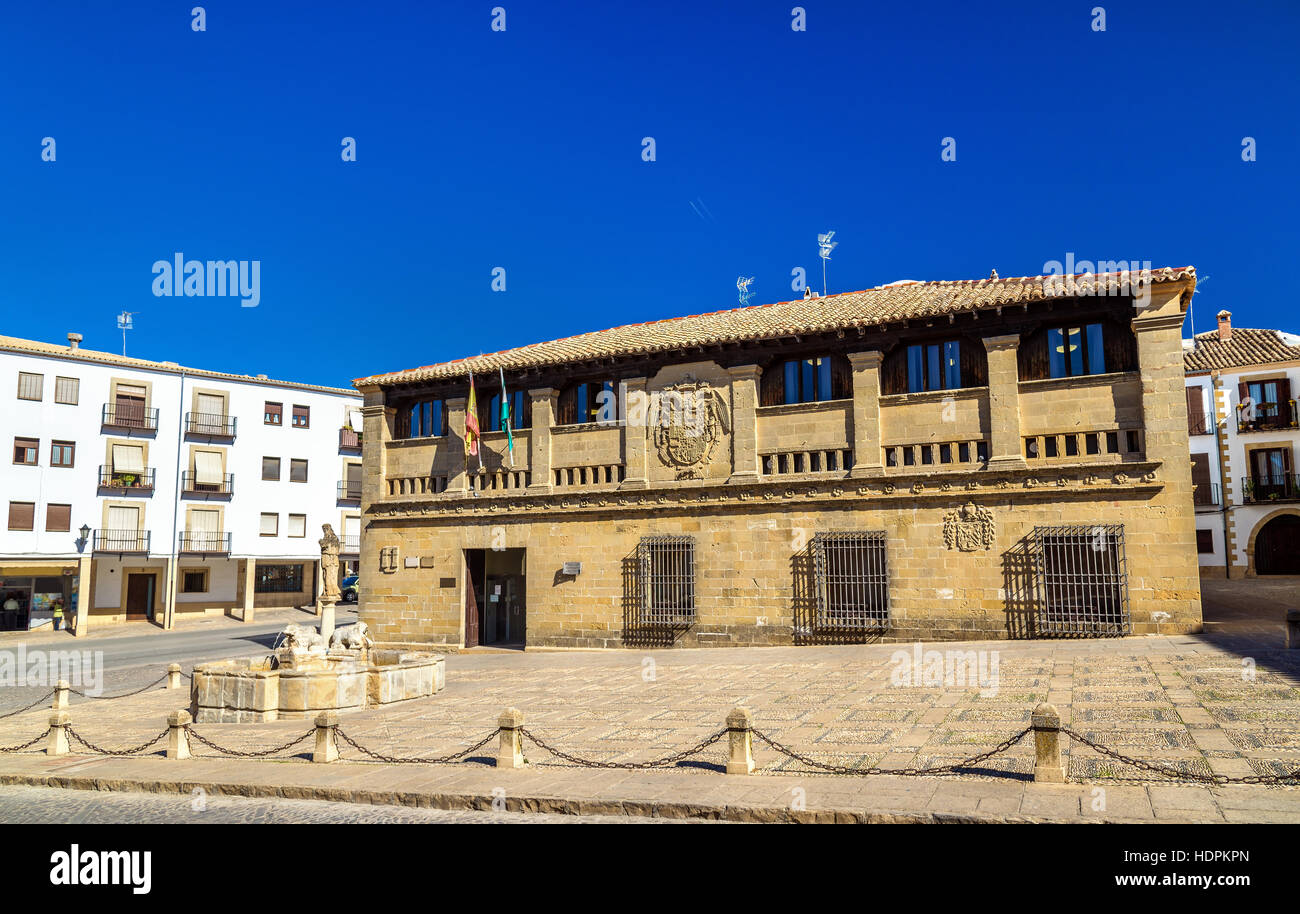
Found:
<box><xmin>404</xmin><ymin>557</ymin><xmax>419</xmax><ymax>568</ymax></box>
<box><xmin>562</xmin><ymin>561</ymin><xmax>582</xmax><ymax>576</ymax></box>
<box><xmin>419</xmin><ymin>556</ymin><xmax>435</xmax><ymax>568</ymax></box>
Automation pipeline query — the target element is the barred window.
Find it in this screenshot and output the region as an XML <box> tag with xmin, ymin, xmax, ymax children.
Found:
<box><xmin>636</xmin><ymin>535</ymin><xmax>695</xmax><ymax>624</ymax></box>
<box><xmin>255</xmin><ymin>563</ymin><xmax>303</xmax><ymax>593</ymax></box>
<box><xmin>1032</xmin><ymin>525</ymin><xmax>1130</xmax><ymax>636</ymax></box>
<box><xmin>812</xmin><ymin>532</ymin><xmax>889</xmax><ymax>630</ymax></box>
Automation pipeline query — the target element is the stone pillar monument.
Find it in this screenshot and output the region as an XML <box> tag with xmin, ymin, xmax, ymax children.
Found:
<box><xmin>318</xmin><ymin>523</ymin><xmax>341</xmax><ymax>643</ymax></box>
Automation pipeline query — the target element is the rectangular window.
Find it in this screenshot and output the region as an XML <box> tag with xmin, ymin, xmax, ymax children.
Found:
<box><xmin>8</xmin><ymin>501</ymin><xmax>35</xmax><ymax>531</ymax></box>
<box><xmin>487</xmin><ymin>390</ymin><xmax>530</xmax><ymax>432</ymax></box>
<box><xmin>1033</xmin><ymin>525</ymin><xmax>1130</xmax><ymax>635</ymax></box>
<box><xmin>1196</xmin><ymin>529</ymin><xmax>1214</xmax><ymax>554</ymax></box>
<box><xmin>291</xmin><ymin>405</ymin><xmax>310</xmax><ymax>428</ymax></box>
<box><xmin>636</xmin><ymin>535</ymin><xmax>695</xmax><ymax>624</ymax></box>
<box><xmin>288</xmin><ymin>514</ymin><xmax>306</xmax><ymax>538</ymax></box>
<box><xmin>782</xmin><ymin>358</ymin><xmax>836</xmax><ymax>403</ymax></box>
<box><xmin>262</xmin><ymin>457</ymin><xmax>281</xmax><ymax>481</ymax></box>
<box><xmin>906</xmin><ymin>341</ymin><xmax>963</xmax><ymax>393</ymax></box>
<box><xmin>255</xmin><ymin>564</ymin><xmax>303</xmax><ymax>593</ymax></box>
<box><xmin>13</xmin><ymin>437</ymin><xmax>38</xmax><ymax>465</ymax></box>
<box><xmin>1048</xmin><ymin>324</ymin><xmax>1105</xmax><ymax>378</ymax></box>
<box><xmin>17</xmin><ymin>372</ymin><xmax>43</xmax><ymax>401</ymax></box>
<box><xmin>50</xmin><ymin>440</ymin><xmax>75</xmax><ymax>467</ymax></box>
<box><xmin>54</xmin><ymin>376</ymin><xmax>79</xmax><ymax>405</ymax></box>
<box><xmin>264</xmin><ymin>402</ymin><xmax>282</xmax><ymax>425</ymax></box>
<box><xmin>259</xmin><ymin>513</ymin><xmax>279</xmax><ymax>536</ymax></box>
<box><xmin>46</xmin><ymin>503</ymin><xmax>71</xmax><ymax>533</ymax></box>
<box><xmin>193</xmin><ymin>451</ymin><xmax>224</xmax><ymax>490</ymax></box>
<box><xmin>182</xmin><ymin>570</ymin><xmax>209</xmax><ymax>594</ymax></box>
<box><xmin>397</xmin><ymin>399</ymin><xmax>446</xmax><ymax>438</ymax></box>
<box><xmin>811</xmin><ymin>531</ymin><xmax>889</xmax><ymax>630</ymax></box>
<box><xmin>113</xmin><ymin>384</ymin><xmax>148</xmax><ymax>427</ymax></box>
<box><xmin>289</xmin><ymin>458</ymin><xmax>308</xmax><ymax>482</ymax></box>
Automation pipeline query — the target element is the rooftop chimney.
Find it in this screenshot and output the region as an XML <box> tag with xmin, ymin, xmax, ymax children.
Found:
<box><xmin>1216</xmin><ymin>310</ymin><xmax>1232</xmax><ymax>342</ymax></box>
<box><xmin>66</xmin><ymin>332</ymin><xmax>82</xmax><ymax>350</ymax></box>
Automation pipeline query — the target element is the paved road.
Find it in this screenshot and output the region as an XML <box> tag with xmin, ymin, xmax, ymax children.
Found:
<box><xmin>0</xmin><ymin>785</ymin><xmax>702</xmax><ymax>824</ymax></box>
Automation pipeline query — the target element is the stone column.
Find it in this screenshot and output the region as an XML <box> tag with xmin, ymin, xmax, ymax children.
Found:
<box><xmin>726</xmin><ymin>365</ymin><xmax>761</xmax><ymax>483</ymax></box>
<box><xmin>241</xmin><ymin>558</ymin><xmax>256</xmax><ymax>623</ymax></box>
<box><xmin>621</xmin><ymin>378</ymin><xmax>649</xmax><ymax>488</ymax></box>
<box><xmin>161</xmin><ymin>554</ymin><xmax>178</xmax><ymax>630</ymax></box>
<box><xmin>358</xmin><ymin>388</ymin><xmax>392</xmax><ymax>508</ymax></box>
<box><xmin>982</xmin><ymin>334</ymin><xmax>1026</xmax><ymax>469</ymax></box>
<box><xmin>446</xmin><ymin>396</ymin><xmax>470</xmax><ymax>494</ymax></box>
<box><xmin>527</xmin><ymin>388</ymin><xmax>557</xmax><ymax>493</ymax></box>
<box><xmin>73</xmin><ymin>554</ymin><xmax>91</xmax><ymax>637</ymax></box>
<box><xmin>847</xmin><ymin>351</ymin><xmax>884</xmax><ymax>477</ymax></box>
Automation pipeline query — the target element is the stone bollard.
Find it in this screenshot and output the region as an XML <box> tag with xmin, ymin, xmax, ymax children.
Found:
<box><xmin>496</xmin><ymin>708</ymin><xmax>525</xmax><ymax>769</ymax></box>
<box><xmin>1286</xmin><ymin>610</ymin><xmax>1300</xmax><ymax>650</ymax></box>
<box><xmin>52</xmin><ymin>680</ymin><xmax>70</xmax><ymax>711</ymax></box>
<box><xmin>166</xmin><ymin>664</ymin><xmax>183</xmax><ymax>689</ymax></box>
<box><xmin>726</xmin><ymin>706</ymin><xmax>755</xmax><ymax>775</ymax></box>
<box><xmin>167</xmin><ymin>710</ymin><xmax>192</xmax><ymax>760</ymax></box>
<box><xmin>313</xmin><ymin>711</ymin><xmax>339</xmax><ymax>763</ymax></box>
<box><xmin>48</xmin><ymin>711</ymin><xmax>71</xmax><ymax>756</ymax></box>
<box><xmin>1031</xmin><ymin>702</ymin><xmax>1065</xmax><ymax>783</ymax></box>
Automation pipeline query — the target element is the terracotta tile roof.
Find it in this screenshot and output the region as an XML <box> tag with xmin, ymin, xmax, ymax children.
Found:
<box><xmin>358</xmin><ymin>267</ymin><xmax>1196</xmax><ymax>387</ymax></box>
<box><xmin>1183</xmin><ymin>327</ymin><xmax>1300</xmax><ymax>373</ymax></box>
<box><xmin>0</xmin><ymin>334</ymin><xmax>359</xmax><ymax>396</ymax></box>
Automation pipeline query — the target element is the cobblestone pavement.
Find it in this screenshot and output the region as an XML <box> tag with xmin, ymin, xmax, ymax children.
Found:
<box><xmin>0</xmin><ymin>785</ymin><xmax>701</xmax><ymax>824</ymax></box>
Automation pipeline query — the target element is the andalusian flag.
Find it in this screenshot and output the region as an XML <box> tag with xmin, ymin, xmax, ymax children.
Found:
<box><xmin>465</xmin><ymin>373</ymin><xmax>482</xmax><ymax>467</ymax></box>
<box><xmin>499</xmin><ymin>367</ymin><xmax>515</xmax><ymax>467</ymax></box>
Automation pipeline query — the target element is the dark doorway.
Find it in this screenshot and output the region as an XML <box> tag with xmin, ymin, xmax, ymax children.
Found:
<box><xmin>125</xmin><ymin>573</ymin><xmax>155</xmax><ymax>621</ymax></box>
<box><xmin>1255</xmin><ymin>515</ymin><xmax>1300</xmax><ymax>575</ymax></box>
<box><xmin>463</xmin><ymin>548</ymin><xmax>526</xmax><ymax>648</ymax></box>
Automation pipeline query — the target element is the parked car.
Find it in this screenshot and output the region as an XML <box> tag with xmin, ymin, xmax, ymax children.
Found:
<box><xmin>341</xmin><ymin>575</ymin><xmax>359</xmax><ymax>603</ymax></box>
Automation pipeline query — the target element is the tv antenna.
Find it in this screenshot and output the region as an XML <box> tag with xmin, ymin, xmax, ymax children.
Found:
<box><xmin>737</xmin><ymin>276</ymin><xmax>755</xmax><ymax>306</ymax></box>
<box><xmin>817</xmin><ymin>231</ymin><xmax>838</xmax><ymax>296</ymax></box>
<box><xmin>117</xmin><ymin>311</ymin><xmax>136</xmax><ymax>356</ymax></box>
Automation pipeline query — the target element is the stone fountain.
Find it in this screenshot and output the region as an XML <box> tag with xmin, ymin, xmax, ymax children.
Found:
<box><xmin>190</xmin><ymin>525</ymin><xmax>444</xmax><ymax>723</ymax></box>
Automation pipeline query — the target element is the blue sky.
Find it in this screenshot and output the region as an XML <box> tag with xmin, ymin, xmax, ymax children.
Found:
<box><xmin>2</xmin><ymin>1</ymin><xmax>1297</xmax><ymax>388</ymax></box>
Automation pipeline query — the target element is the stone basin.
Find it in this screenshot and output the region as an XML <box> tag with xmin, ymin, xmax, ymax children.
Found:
<box><xmin>191</xmin><ymin>649</ymin><xmax>445</xmax><ymax>723</ymax></box>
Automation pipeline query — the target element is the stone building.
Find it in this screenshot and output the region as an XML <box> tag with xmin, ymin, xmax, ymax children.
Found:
<box><xmin>354</xmin><ymin>267</ymin><xmax>1202</xmax><ymax>650</ymax></box>
<box><xmin>1184</xmin><ymin>310</ymin><xmax>1300</xmax><ymax>577</ymax></box>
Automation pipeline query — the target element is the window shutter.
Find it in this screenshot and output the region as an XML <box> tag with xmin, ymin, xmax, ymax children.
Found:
<box><xmin>1190</xmin><ymin>453</ymin><xmax>1212</xmax><ymax>504</ymax></box>
<box><xmin>1277</xmin><ymin>377</ymin><xmax>1292</xmax><ymax>410</ymax></box>
<box><xmin>112</xmin><ymin>444</ymin><xmax>145</xmax><ymax>473</ymax></box>
<box><xmin>260</xmin><ymin>513</ymin><xmax>278</xmax><ymax>535</ymax></box>
<box><xmin>8</xmin><ymin>502</ymin><xmax>35</xmax><ymax>530</ymax></box>
<box><xmin>46</xmin><ymin>503</ymin><xmax>71</xmax><ymax>532</ymax></box>
<box><xmin>830</xmin><ymin>355</ymin><xmax>853</xmax><ymax>400</ymax></box>
<box><xmin>556</xmin><ymin>386</ymin><xmax>577</xmax><ymax>425</ymax></box>
<box><xmin>17</xmin><ymin>373</ymin><xmax>43</xmax><ymax>400</ymax></box>
<box><xmin>194</xmin><ymin>451</ymin><xmax>223</xmax><ymax>484</ymax></box>
<box><xmin>55</xmin><ymin>377</ymin><xmax>79</xmax><ymax>404</ymax></box>
<box><xmin>959</xmin><ymin>338</ymin><xmax>987</xmax><ymax>387</ymax></box>
<box><xmin>759</xmin><ymin>364</ymin><xmax>784</xmax><ymax>407</ymax></box>
<box><xmin>107</xmin><ymin>505</ymin><xmax>139</xmax><ymax>531</ymax></box>
<box><xmin>1238</xmin><ymin>381</ymin><xmax>1249</xmax><ymax>404</ymax></box>
<box><xmin>1017</xmin><ymin>329</ymin><xmax>1049</xmax><ymax>381</ymax></box>
<box><xmin>880</xmin><ymin>348</ymin><xmax>908</xmax><ymax>395</ymax></box>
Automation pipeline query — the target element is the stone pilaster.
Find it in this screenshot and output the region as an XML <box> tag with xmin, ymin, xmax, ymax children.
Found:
<box><xmin>982</xmin><ymin>334</ymin><xmax>1026</xmax><ymax>469</ymax></box>
<box><xmin>73</xmin><ymin>554</ymin><xmax>91</xmax><ymax>637</ymax></box>
<box><xmin>358</xmin><ymin>386</ymin><xmax>392</xmax><ymax>507</ymax></box>
<box><xmin>847</xmin><ymin>351</ymin><xmax>884</xmax><ymax>477</ymax></box>
<box><xmin>527</xmin><ymin>388</ymin><xmax>557</xmax><ymax>492</ymax></box>
<box><xmin>446</xmin><ymin>396</ymin><xmax>469</xmax><ymax>494</ymax></box>
<box><xmin>726</xmin><ymin>365</ymin><xmax>761</xmax><ymax>483</ymax></box>
<box><xmin>621</xmin><ymin>378</ymin><xmax>649</xmax><ymax>489</ymax></box>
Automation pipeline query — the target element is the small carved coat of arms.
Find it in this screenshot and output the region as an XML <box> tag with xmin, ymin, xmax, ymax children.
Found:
<box><xmin>943</xmin><ymin>502</ymin><xmax>996</xmax><ymax>552</ymax></box>
<box><xmin>652</xmin><ymin>379</ymin><xmax>730</xmax><ymax>479</ymax></box>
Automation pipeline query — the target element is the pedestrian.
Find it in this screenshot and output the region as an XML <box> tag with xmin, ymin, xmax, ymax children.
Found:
<box><xmin>52</xmin><ymin>600</ymin><xmax>64</xmax><ymax>631</ymax></box>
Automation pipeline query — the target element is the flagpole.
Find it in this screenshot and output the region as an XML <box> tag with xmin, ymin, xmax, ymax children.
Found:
<box><xmin>500</xmin><ymin>366</ymin><xmax>514</xmax><ymax>469</ymax></box>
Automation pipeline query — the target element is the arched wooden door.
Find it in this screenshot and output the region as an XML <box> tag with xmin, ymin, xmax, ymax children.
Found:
<box><xmin>1256</xmin><ymin>515</ymin><xmax>1300</xmax><ymax>575</ymax></box>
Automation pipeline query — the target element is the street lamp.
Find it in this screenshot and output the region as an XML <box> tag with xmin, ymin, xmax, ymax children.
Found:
<box><xmin>78</xmin><ymin>524</ymin><xmax>91</xmax><ymax>553</ymax></box>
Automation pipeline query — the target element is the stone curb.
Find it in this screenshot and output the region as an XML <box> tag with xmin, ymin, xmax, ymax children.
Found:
<box><xmin>0</xmin><ymin>771</ymin><xmax>1070</xmax><ymax>824</ymax></box>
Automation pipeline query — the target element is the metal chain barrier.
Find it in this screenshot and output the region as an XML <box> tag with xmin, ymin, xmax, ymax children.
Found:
<box><xmin>0</xmin><ymin>690</ymin><xmax>55</xmax><ymax>720</ymax></box>
<box><xmin>519</xmin><ymin>726</ymin><xmax>728</xmax><ymax>769</ymax></box>
<box><xmin>0</xmin><ymin>728</ymin><xmax>51</xmax><ymax>753</ymax></box>
<box><xmin>1061</xmin><ymin>726</ymin><xmax>1300</xmax><ymax>787</ymax></box>
<box><xmin>752</xmin><ymin>726</ymin><xmax>1033</xmax><ymax>777</ymax></box>
<box><xmin>335</xmin><ymin>726</ymin><xmax>499</xmax><ymax>765</ymax></box>
<box><xmin>66</xmin><ymin>725</ymin><xmax>170</xmax><ymax>757</ymax></box>
<box><xmin>71</xmin><ymin>672</ymin><xmax>171</xmax><ymax>700</ymax></box>
<box><xmin>184</xmin><ymin>726</ymin><xmax>316</xmax><ymax>758</ymax></box>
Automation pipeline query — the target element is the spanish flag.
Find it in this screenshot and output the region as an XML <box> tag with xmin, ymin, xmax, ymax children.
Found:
<box><xmin>465</xmin><ymin>373</ymin><xmax>482</xmax><ymax>463</ymax></box>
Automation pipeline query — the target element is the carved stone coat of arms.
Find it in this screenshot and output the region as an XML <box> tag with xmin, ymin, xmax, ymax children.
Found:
<box><xmin>942</xmin><ymin>502</ymin><xmax>995</xmax><ymax>552</ymax></box>
<box><xmin>652</xmin><ymin>380</ymin><xmax>730</xmax><ymax>479</ymax></box>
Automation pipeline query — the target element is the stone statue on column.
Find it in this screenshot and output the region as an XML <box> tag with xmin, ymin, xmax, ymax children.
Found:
<box><xmin>318</xmin><ymin>523</ymin><xmax>341</xmax><ymax>641</ymax></box>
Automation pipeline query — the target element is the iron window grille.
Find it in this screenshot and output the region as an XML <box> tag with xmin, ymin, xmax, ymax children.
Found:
<box><xmin>811</xmin><ymin>531</ymin><xmax>889</xmax><ymax>630</ymax></box>
<box><xmin>1031</xmin><ymin>524</ymin><xmax>1130</xmax><ymax>636</ymax></box>
<box><xmin>637</xmin><ymin>535</ymin><xmax>695</xmax><ymax>625</ymax></box>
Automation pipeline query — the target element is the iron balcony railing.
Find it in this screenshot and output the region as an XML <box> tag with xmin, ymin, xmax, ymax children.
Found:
<box><xmin>102</xmin><ymin>402</ymin><xmax>159</xmax><ymax>430</ymax></box>
<box><xmin>1235</xmin><ymin>401</ymin><xmax>1299</xmax><ymax>434</ymax></box>
<box><xmin>1193</xmin><ymin>482</ymin><xmax>1222</xmax><ymax>508</ymax></box>
<box><xmin>181</xmin><ymin>471</ymin><xmax>234</xmax><ymax>496</ymax></box>
<box><xmin>342</xmin><ymin>535</ymin><xmax>360</xmax><ymax>553</ymax></box>
<box><xmin>98</xmin><ymin>465</ymin><xmax>156</xmax><ymax>491</ymax></box>
<box><xmin>93</xmin><ymin>529</ymin><xmax>150</xmax><ymax>553</ymax></box>
<box><xmin>339</xmin><ymin>427</ymin><xmax>362</xmax><ymax>449</ymax></box>
<box><xmin>1243</xmin><ymin>474</ymin><xmax>1300</xmax><ymax>504</ymax></box>
<box><xmin>338</xmin><ymin>480</ymin><xmax>362</xmax><ymax>502</ymax></box>
<box><xmin>185</xmin><ymin>411</ymin><xmax>237</xmax><ymax>437</ymax></box>
<box><xmin>178</xmin><ymin>532</ymin><xmax>232</xmax><ymax>554</ymax></box>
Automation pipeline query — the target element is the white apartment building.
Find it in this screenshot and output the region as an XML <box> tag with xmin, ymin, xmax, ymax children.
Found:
<box><xmin>1</xmin><ymin>332</ymin><xmax>363</xmax><ymax>635</ymax></box>
<box><xmin>1184</xmin><ymin>310</ymin><xmax>1300</xmax><ymax>577</ymax></box>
